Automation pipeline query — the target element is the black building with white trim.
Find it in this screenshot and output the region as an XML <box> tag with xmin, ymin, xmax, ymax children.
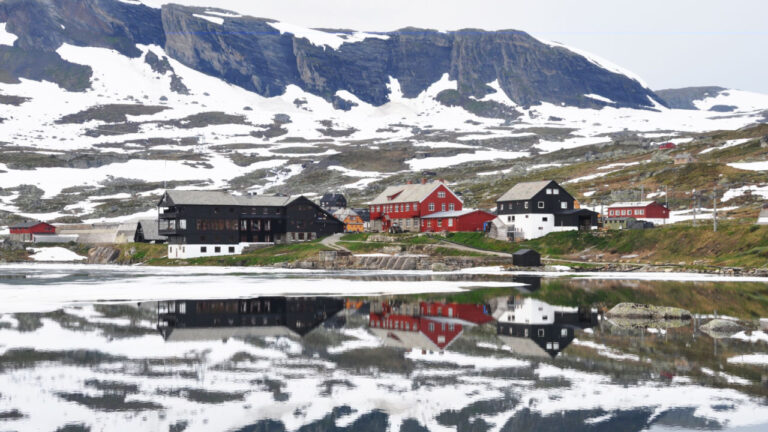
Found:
<box><xmin>158</xmin><ymin>190</ymin><xmax>344</xmax><ymax>258</ymax></box>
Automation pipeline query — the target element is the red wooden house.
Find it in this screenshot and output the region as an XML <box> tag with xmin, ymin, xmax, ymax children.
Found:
<box><xmin>420</xmin><ymin>209</ymin><xmax>496</xmax><ymax>233</ymax></box>
<box><xmin>368</xmin><ymin>179</ymin><xmax>463</xmax><ymax>232</ymax></box>
<box><xmin>658</xmin><ymin>142</ymin><xmax>676</xmax><ymax>150</ymax></box>
<box><xmin>607</xmin><ymin>201</ymin><xmax>670</xmax><ymax>221</ymax></box>
<box><xmin>9</xmin><ymin>220</ymin><xmax>56</xmax><ymax>242</ymax></box>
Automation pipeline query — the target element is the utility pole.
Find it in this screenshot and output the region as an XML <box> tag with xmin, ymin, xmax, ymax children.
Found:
<box><xmin>713</xmin><ymin>186</ymin><xmax>718</xmax><ymax>232</ymax></box>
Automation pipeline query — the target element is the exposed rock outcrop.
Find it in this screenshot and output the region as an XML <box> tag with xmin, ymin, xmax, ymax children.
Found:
<box><xmin>699</xmin><ymin>319</ymin><xmax>744</xmax><ymax>339</ymax></box>
<box><xmin>87</xmin><ymin>246</ymin><xmax>120</xmax><ymax>264</ymax></box>
<box><xmin>0</xmin><ymin>1</ymin><xmax>664</xmax><ymax>110</ymax></box>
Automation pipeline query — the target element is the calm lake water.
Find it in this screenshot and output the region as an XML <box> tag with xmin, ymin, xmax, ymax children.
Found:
<box><xmin>1</xmin><ymin>264</ymin><xmax>768</xmax><ymax>432</ymax></box>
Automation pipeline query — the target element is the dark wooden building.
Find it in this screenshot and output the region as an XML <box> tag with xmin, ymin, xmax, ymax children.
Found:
<box><xmin>134</xmin><ymin>219</ymin><xmax>167</xmax><ymax>243</ymax></box>
<box><xmin>319</xmin><ymin>193</ymin><xmax>347</xmax><ymax>211</ymax></box>
<box><xmin>156</xmin><ymin>296</ymin><xmax>344</xmax><ymax>341</ymax></box>
<box><xmin>158</xmin><ymin>190</ymin><xmax>344</xmax><ymax>259</ymax></box>
<box><xmin>513</xmin><ymin>249</ymin><xmax>541</xmax><ymax>267</ymax></box>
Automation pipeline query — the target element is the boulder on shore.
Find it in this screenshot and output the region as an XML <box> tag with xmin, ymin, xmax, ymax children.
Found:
<box><xmin>607</xmin><ymin>303</ymin><xmax>692</xmax><ymax>320</ymax></box>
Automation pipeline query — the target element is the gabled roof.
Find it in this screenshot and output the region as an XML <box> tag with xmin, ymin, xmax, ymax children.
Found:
<box><xmin>608</xmin><ymin>201</ymin><xmax>662</xmax><ymax>208</ymax></box>
<box><xmin>513</xmin><ymin>248</ymin><xmax>539</xmax><ymax>256</ymax></box>
<box><xmin>137</xmin><ymin>219</ymin><xmax>166</xmax><ymax>241</ymax></box>
<box><xmin>369</xmin><ymin>182</ymin><xmax>458</xmax><ymax>205</ymax></box>
<box><xmin>497</xmin><ymin>180</ymin><xmax>553</xmax><ymax>202</ymax></box>
<box><xmin>9</xmin><ymin>220</ymin><xmax>50</xmax><ymax>229</ymax></box>
<box><xmin>160</xmin><ymin>190</ymin><xmax>296</xmax><ymax>207</ymax></box>
<box><xmin>333</xmin><ymin>208</ymin><xmax>360</xmax><ymax>220</ymax></box>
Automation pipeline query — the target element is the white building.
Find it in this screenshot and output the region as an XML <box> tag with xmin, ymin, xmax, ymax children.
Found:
<box><xmin>496</xmin><ymin>180</ymin><xmax>598</xmax><ymax>241</ymax></box>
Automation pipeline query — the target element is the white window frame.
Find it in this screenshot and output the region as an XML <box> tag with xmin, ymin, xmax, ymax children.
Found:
<box><xmin>553</xmin><ymin>189</ymin><xmax>559</xmax><ymax>195</ymax></box>
<box><xmin>441</xmin><ymin>203</ymin><xmax>446</xmax><ymax>211</ymax></box>
<box><xmin>438</xmin><ymin>191</ymin><xmax>446</xmax><ymax>198</ymax></box>
<box><xmin>538</xmin><ymin>201</ymin><xmax>545</xmax><ymax>209</ymax></box>
<box><xmin>429</xmin><ymin>203</ymin><xmax>435</xmax><ymax>211</ymax></box>
<box><xmin>524</xmin><ymin>202</ymin><xmax>529</xmax><ymax>209</ymax></box>
<box><xmin>437</xmin><ymin>219</ymin><xmax>442</xmax><ymax>227</ymax></box>
<box><xmin>546</xmin><ymin>188</ymin><xmax>552</xmax><ymax>194</ymax></box>
<box><xmin>561</xmin><ymin>202</ymin><xmax>567</xmax><ymax>209</ymax></box>
<box><xmin>449</xmin><ymin>203</ymin><xmax>455</xmax><ymax>211</ymax></box>
<box><xmin>448</xmin><ymin>218</ymin><xmax>453</xmax><ymax>227</ymax></box>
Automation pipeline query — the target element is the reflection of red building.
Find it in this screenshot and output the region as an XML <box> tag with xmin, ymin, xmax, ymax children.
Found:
<box><xmin>419</xmin><ymin>302</ymin><xmax>493</xmax><ymax>325</ymax></box>
<box><xmin>368</xmin><ymin>301</ymin><xmax>492</xmax><ymax>351</ymax></box>
<box><xmin>659</xmin><ymin>142</ymin><xmax>676</xmax><ymax>150</ymax></box>
<box><xmin>420</xmin><ymin>209</ymin><xmax>496</xmax><ymax>233</ymax></box>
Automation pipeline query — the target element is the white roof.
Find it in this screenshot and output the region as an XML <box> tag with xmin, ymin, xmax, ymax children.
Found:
<box><xmin>369</xmin><ymin>182</ymin><xmax>459</xmax><ymax>205</ymax></box>
<box><xmin>497</xmin><ymin>180</ymin><xmax>552</xmax><ymax>202</ymax></box>
<box><xmin>608</xmin><ymin>201</ymin><xmax>659</xmax><ymax>208</ymax></box>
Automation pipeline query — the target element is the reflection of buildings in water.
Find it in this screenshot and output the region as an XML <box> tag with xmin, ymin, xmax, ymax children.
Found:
<box><xmin>369</xmin><ymin>301</ymin><xmax>492</xmax><ymax>352</ymax></box>
<box><xmin>496</xmin><ymin>297</ymin><xmax>597</xmax><ymax>358</ymax></box>
<box><xmin>512</xmin><ymin>275</ymin><xmax>542</xmax><ymax>292</ymax></box>
<box><xmin>156</xmin><ymin>297</ymin><xmax>344</xmax><ymax>341</ymax></box>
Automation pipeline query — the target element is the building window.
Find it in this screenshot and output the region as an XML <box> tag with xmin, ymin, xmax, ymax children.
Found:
<box><xmin>542</xmin><ymin>217</ymin><xmax>548</xmax><ymax>222</ymax></box>
<box><xmin>524</xmin><ymin>329</ymin><xmax>529</xmax><ymax>337</ymax></box>
<box><xmin>406</xmin><ymin>203</ymin><xmax>410</xmax><ymax>211</ymax></box>
<box><xmin>553</xmin><ymin>189</ymin><xmax>559</xmax><ymax>195</ymax></box>
<box><xmin>229</xmin><ymin>246</ymin><xmax>235</xmax><ymax>253</ymax></box>
<box><xmin>553</xmin><ymin>342</ymin><xmax>560</xmax><ymax>350</ymax></box>
<box><xmin>437</xmin><ymin>219</ymin><xmax>442</xmax><ymax>227</ymax></box>
<box><xmin>179</xmin><ymin>219</ymin><xmax>187</xmax><ymax>230</ymax></box>
<box><xmin>201</xmin><ymin>246</ymin><xmax>207</xmax><ymax>253</ymax></box>
<box><xmin>546</xmin><ymin>188</ymin><xmax>552</xmax><ymax>194</ymax></box>
<box><xmin>441</xmin><ymin>203</ymin><xmax>446</xmax><ymax>211</ymax></box>
<box><xmin>449</xmin><ymin>203</ymin><xmax>455</xmax><ymax>211</ymax></box>
<box><xmin>214</xmin><ymin>246</ymin><xmax>221</xmax><ymax>253</ymax></box>
<box><xmin>561</xmin><ymin>202</ymin><xmax>567</xmax><ymax>209</ymax></box>
<box><xmin>429</xmin><ymin>323</ymin><xmax>435</xmax><ymax>332</ymax></box>
<box><xmin>448</xmin><ymin>218</ymin><xmax>453</xmax><ymax>227</ymax></box>
<box><xmin>609</xmin><ymin>210</ymin><xmax>614</xmax><ymax>216</ymax></box>
<box><xmin>637</xmin><ymin>209</ymin><xmax>644</xmax><ymax>215</ymax></box>
<box><xmin>538</xmin><ymin>201</ymin><xmax>544</xmax><ymax>209</ymax></box>
<box><xmin>561</xmin><ymin>328</ymin><xmax>568</xmax><ymax>337</ymax></box>
<box><xmin>438</xmin><ymin>191</ymin><xmax>446</xmax><ymax>198</ymax></box>
<box><xmin>500</xmin><ymin>203</ymin><xmax>504</xmax><ymax>210</ymax></box>
<box><xmin>547</xmin><ymin>342</ymin><xmax>553</xmax><ymax>349</ymax></box>
<box><xmin>538</xmin><ymin>328</ymin><xmax>545</xmax><ymax>337</ymax></box>
<box><xmin>429</xmin><ymin>203</ymin><xmax>435</xmax><ymax>211</ymax></box>
<box><xmin>414</xmin><ymin>204</ymin><xmax>418</xmax><ymax>211</ymax></box>
<box><xmin>524</xmin><ymin>202</ymin><xmax>529</xmax><ymax>209</ymax></box>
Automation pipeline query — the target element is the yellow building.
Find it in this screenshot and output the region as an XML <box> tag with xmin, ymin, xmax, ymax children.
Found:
<box><xmin>333</xmin><ymin>208</ymin><xmax>365</xmax><ymax>233</ymax></box>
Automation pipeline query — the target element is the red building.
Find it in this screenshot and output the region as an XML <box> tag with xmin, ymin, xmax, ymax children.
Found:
<box><xmin>420</xmin><ymin>209</ymin><xmax>496</xmax><ymax>233</ymax></box>
<box><xmin>658</xmin><ymin>142</ymin><xmax>676</xmax><ymax>150</ymax></box>
<box><xmin>9</xmin><ymin>220</ymin><xmax>56</xmax><ymax>242</ymax></box>
<box><xmin>607</xmin><ymin>201</ymin><xmax>670</xmax><ymax>221</ymax></box>
<box><xmin>368</xmin><ymin>179</ymin><xmax>462</xmax><ymax>232</ymax></box>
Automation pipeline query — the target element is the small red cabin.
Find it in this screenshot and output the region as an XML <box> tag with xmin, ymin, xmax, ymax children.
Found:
<box><xmin>420</xmin><ymin>209</ymin><xmax>496</xmax><ymax>233</ymax></box>
<box><xmin>9</xmin><ymin>220</ymin><xmax>56</xmax><ymax>242</ymax></box>
<box><xmin>658</xmin><ymin>142</ymin><xmax>676</xmax><ymax>150</ymax></box>
<box><xmin>607</xmin><ymin>201</ymin><xmax>669</xmax><ymax>220</ymax></box>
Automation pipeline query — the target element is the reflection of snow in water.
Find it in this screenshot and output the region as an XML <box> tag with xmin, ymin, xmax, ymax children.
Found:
<box><xmin>0</xmin><ymin>302</ymin><xmax>768</xmax><ymax>432</ymax></box>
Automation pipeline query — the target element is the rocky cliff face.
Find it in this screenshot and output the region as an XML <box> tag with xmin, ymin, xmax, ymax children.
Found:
<box><xmin>0</xmin><ymin>0</ymin><xmax>664</xmax><ymax>109</ymax></box>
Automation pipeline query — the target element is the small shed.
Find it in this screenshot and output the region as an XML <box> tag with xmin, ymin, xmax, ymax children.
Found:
<box><xmin>513</xmin><ymin>249</ymin><xmax>541</xmax><ymax>267</ymax></box>
<box><xmin>9</xmin><ymin>220</ymin><xmax>56</xmax><ymax>242</ymax></box>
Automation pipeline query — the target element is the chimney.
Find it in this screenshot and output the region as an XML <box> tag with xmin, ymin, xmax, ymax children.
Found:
<box><xmin>439</xmin><ymin>178</ymin><xmax>445</xmax><ymax>183</ymax></box>
<box><xmin>421</xmin><ymin>178</ymin><xmax>427</xmax><ymax>184</ymax></box>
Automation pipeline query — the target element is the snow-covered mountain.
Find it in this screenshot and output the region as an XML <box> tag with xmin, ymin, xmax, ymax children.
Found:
<box><xmin>0</xmin><ymin>0</ymin><xmax>767</xmax><ymax>224</ymax></box>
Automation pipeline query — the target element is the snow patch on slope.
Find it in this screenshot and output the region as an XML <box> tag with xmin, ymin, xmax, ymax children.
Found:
<box><xmin>0</xmin><ymin>22</ymin><xmax>18</xmax><ymax>46</ymax></box>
